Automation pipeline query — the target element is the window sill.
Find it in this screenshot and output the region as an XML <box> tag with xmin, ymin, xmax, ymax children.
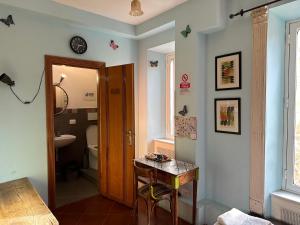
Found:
<box><xmin>272</xmin><ymin>190</ymin><xmax>300</xmax><ymax>205</ymax></box>
<box><xmin>153</xmin><ymin>138</ymin><xmax>174</xmax><ymax>145</ymax></box>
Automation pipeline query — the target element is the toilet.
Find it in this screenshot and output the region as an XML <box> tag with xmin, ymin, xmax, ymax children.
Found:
<box><xmin>86</xmin><ymin>125</ymin><xmax>98</xmax><ymax>170</ymax></box>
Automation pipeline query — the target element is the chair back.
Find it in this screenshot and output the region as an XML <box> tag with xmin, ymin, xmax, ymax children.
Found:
<box><xmin>133</xmin><ymin>163</ymin><xmax>156</xmax><ymax>186</ymax></box>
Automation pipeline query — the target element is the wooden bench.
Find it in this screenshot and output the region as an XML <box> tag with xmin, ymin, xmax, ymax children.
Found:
<box><xmin>0</xmin><ymin>178</ymin><xmax>58</xmax><ymax>225</ymax></box>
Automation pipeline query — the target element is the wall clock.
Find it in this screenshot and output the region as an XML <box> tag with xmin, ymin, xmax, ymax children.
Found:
<box><xmin>70</xmin><ymin>36</ymin><xmax>87</xmax><ymax>54</ymax></box>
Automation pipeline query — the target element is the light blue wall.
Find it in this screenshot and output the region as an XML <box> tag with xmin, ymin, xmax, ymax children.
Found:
<box><xmin>137</xmin><ymin>0</ymin><xmax>282</xmax><ymax>222</ymax></box>
<box><xmin>137</xmin><ymin>29</ymin><xmax>175</xmax><ymax>157</ymax></box>
<box><xmin>0</xmin><ymin>4</ymin><xmax>138</xmax><ymax>202</ymax></box>
<box><xmin>264</xmin><ymin>12</ymin><xmax>285</xmax><ymax>217</ymax></box>
<box><xmin>206</xmin><ymin>16</ymin><xmax>252</xmax><ymax>212</ymax></box>
<box><xmin>0</xmin><ymin>0</ymin><xmax>295</xmax><ymax>222</ymax></box>
<box><xmin>147</xmin><ymin>51</ymin><xmax>166</xmax><ymax>150</ymax></box>
<box><xmin>271</xmin><ymin>0</ymin><xmax>300</xmax><ymax>21</ymax></box>
<box><xmin>264</xmin><ymin>0</ymin><xmax>300</xmax><ymax>217</ymax></box>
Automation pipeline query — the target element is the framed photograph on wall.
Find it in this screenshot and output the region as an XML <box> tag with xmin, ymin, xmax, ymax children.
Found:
<box><xmin>215</xmin><ymin>98</ymin><xmax>241</xmax><ymax>135</ymax></box>
<box><xmin>215</xmin><ymin>51</ymin><xmax>241</xmax><ymax>91</ymax></box>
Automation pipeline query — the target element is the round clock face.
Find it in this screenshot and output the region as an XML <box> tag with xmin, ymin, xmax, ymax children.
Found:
<box><xmin>70</xmin><ymin>36</ymin><xmax>87</xmax><ymax>54</ymax></box>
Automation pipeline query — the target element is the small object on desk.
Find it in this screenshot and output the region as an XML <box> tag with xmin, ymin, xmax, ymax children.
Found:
<box><xmin>145</xmin><ymin>153</ymin><xmax>171</xmax><ymax>163</ymax></box>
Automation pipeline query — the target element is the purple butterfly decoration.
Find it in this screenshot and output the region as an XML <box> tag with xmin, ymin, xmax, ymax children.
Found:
<box><xmin>110</xmin><ymin>40</ymin><xmax>119</xmax><ymax>50</ymax></box>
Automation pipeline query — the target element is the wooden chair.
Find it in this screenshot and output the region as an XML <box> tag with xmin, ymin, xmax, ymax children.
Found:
<box><xmin>133</xmin><ymin>163</ymin><xmax>173</xmax><ymax>225</ymax></box>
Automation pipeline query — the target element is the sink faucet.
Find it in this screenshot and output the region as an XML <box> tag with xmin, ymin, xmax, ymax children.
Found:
<box><xmin>55</xmin><ymin>131</ymin><xmax>61</xmax><ymax>137</ymax></box>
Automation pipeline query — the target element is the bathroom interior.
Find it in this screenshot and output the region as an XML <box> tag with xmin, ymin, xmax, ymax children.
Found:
<box><xmin>53</xmin><ymin>65</ymin><xmax>99</xmax><ymax>207</ymax></box>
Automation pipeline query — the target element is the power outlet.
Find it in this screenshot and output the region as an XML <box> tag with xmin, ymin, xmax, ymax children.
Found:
<box><xmin>69</xmin><ymin>119</ymin><xmax>76</xmax><ymax>125</ymax></box>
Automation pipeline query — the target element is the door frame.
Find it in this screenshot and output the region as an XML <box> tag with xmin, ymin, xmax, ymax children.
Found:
<box><xmin>45</xmin><ymin>55</ymin><xmax>106</xmax><ymax>210</ymax></box>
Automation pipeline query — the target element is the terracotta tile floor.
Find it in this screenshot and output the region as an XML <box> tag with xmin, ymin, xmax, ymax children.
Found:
<box><xmin>53</xmin><ymin>195</ymin><xmax>191</xmax><ymax>225</ymax></box>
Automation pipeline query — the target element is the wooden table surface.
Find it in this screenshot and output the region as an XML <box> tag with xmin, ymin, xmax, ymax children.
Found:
<box><xmin>0</xmin><ymin>178</ymin><xmax>58</xmax><ymax>225</ymax></box>
<box><xmin>134</xmin><ymin>158</ymin><xmax>198</xmax><ymax>176</ymax></box>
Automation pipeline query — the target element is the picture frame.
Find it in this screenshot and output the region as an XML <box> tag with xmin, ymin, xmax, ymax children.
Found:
<box><xmin>215</xmin><ymin>51</ymin><xmax>241</xmax><ymax>91</ymax></box>
<box><xmin>214</xmin><ymin>98</ymin><xmax>241</xmax><ymax>135</ymax></box>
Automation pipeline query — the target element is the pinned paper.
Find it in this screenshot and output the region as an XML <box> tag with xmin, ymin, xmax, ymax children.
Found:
<box><xmin>175</xmin><ymin>116</ymin><xmax>197</xmax><ymax>140</ymax></box>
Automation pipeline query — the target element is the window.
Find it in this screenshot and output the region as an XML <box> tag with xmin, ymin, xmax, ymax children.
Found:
<box><xmin>166</xmin><ymin>53</ymin><xmax>175</xmax><ymax>140</ymax></box>
<box><xmin>285</xmin><ymin>21</ymin><xmax>300</xmax><ymax>193</ymax></box>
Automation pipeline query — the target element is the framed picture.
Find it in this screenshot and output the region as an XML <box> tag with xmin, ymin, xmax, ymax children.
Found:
<box><xmin>215</xmin><ymin>98</ymin><xmax>241</xmax><ymax>135</ymax></box>
<box><xmin>215</xmin><ymin>51</ymin><xmax>241</xmax><ymax>91</ymax></box>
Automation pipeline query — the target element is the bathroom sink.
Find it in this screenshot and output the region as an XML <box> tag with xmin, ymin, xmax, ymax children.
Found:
<box><xmin>54</xmin><ymin>135</ymin><xmax>76</xmax><ymax>148</ymax></box>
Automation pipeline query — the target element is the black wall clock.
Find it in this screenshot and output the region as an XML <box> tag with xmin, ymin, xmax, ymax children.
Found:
<box><xmin>70</xmin><ymin>36</ymin><xmax>87</xmax><ymax>54</ymax></box>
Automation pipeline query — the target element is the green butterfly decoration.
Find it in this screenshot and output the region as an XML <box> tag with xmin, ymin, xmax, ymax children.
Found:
<box><xmin>181</xmin><ymin>25</ymin><xmax>191</xmax><ymax>38</ymax></box>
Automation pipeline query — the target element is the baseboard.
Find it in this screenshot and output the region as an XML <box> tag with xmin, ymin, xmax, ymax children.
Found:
<box><xmin>159</xmin><ymin>198</ymin><xmax>230</xmax><ymax>225</ymax></box>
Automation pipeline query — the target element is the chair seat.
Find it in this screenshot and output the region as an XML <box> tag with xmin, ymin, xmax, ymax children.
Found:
<box><xmin>138</xmin><ymin>183</ymin><xmax>172</xmax><ymax>200</ymax></box>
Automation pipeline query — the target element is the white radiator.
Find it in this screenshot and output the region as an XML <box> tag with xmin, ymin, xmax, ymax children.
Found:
<box><xmin>272</xmin><ymin>191</ymin><xmax>300</xmax><ymax>225</ymax></box>
<box><xmin>281</xmin><ymin>208</ymin><xmax>300</xmax><ymax>225</ymax></box>
<box><xmin>153</xmin><ymin>139</ymin><xmax>175</xmax><ymax>158</ymax></box>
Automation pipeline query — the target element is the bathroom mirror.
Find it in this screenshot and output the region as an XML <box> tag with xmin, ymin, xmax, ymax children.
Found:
<box><xmin>54</xmin><ymin>85</ymin><xmax>69</xmax><ymax>116</ymax></box>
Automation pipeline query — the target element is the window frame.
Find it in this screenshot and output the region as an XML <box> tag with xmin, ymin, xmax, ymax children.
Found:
<box><xmin>284</xmin><ymin>20</ymin><xmax>300</xmax><ymax>194</ymax></box>
<box><xmin>165</xmin><ymin>52</ymin><xmax>175</xmax><ymax>140</ymax></box>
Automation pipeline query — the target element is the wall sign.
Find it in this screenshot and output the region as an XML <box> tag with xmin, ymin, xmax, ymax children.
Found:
<box><xmin>83</xmin><ymin>91</ymin><xmax>96</xmax><ymax>101</ymax></box>
<box><xmin>179</xmin><ymin>73</ymin><xmax>191</xmax><ymax>94</ymax></box>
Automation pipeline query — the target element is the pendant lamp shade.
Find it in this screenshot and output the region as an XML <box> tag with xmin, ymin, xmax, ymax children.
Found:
<box><xmin>129</xmin><ymin>0</ymin><xmax>144</xmax><ymax>16</ymax></box>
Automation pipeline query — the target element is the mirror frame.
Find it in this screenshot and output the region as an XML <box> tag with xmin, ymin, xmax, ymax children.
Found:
<box><xmin>53</xmin><ymin>84</ymin><xmax>69</xmax><ymax>117</ymax></box>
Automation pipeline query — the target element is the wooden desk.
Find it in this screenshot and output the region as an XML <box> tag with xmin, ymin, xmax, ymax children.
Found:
<box><xmin>0</xmin><ymin>178</ymin><xmax>59</xmax><ymax>225</ymax></box>
<box><xmin>134</xmin><ymin>159</ymin><xmax>199</xmax><ymax>225</ymax></box>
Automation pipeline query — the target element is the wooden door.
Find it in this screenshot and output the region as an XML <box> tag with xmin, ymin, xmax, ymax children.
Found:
<box><xmin>100</xmin><ymin>64</ymin><xmax>135</xmax><ymax>207</ymax></box>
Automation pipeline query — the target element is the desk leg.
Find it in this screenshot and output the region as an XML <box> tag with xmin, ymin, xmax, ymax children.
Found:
<box><xmin>172</xmin><ymin>189</ymin><xmax>178</xmax><ymax>225</ymax></box>
<box><xmin>193</xmin><ymin>179</ymin><xmax>197</xmax><ymax>225</ymax></box>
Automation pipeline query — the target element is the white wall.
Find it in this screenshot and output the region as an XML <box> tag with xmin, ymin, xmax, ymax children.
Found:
<box><xmin>53</xmin><ymin>65</ymin><xmax>98</xmax><ymax>109</ymax></box>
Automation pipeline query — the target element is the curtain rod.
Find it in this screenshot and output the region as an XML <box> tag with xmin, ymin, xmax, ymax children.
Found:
<box><xmin>229</xmin><ymin>0</ymin><xmax>283</xmax><ymax>19</ymax></box>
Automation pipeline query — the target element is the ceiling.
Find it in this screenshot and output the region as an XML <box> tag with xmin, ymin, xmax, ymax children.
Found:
<box><xmin>53</xmin><ymin>0</ymin><xmax>188</xmax><ymax>25</ymax></box>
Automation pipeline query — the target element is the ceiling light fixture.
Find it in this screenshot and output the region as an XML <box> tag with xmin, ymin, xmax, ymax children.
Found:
<box><xmin>129</xmin><ymin>0</ymin><xmax>144</xmax><ymax>17</ymax></box>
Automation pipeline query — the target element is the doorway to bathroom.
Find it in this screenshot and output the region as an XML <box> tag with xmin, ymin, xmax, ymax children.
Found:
<box><xmin>45</xmin><ymin>56</ymin><xmax>135</xmax><ymax>210</ymax></box>
<box><xmin>53</xmin><ymin>64</ymin><xmax>100</xmax><ymax>208</ymax></box>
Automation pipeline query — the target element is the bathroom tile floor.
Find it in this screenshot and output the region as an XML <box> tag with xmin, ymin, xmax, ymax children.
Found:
<box><xmin>53</xmin><ymin>195</ymin><xmax>191</xmax><ymax>225</ymax></box>
<box><xmin>56</xmin><ymin>177</ymin><xmax>99</xmax><ymax>207</ymax></box>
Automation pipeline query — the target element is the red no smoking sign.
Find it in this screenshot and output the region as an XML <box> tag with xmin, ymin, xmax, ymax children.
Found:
<box><xmin>180</xmin><ymin>73</ymin><xmax>191</xmax><ymax>89</ymax></box>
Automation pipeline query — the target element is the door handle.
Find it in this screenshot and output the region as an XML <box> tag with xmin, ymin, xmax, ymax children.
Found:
<box><xmin>127</xmin><ymin>130</ymin><xmax>134</xmax><ymax>146</ymax></box>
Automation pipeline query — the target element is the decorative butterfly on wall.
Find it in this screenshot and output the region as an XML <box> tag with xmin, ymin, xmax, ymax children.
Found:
<box><xmin>181</xmin><ymin>25</ymin><xmax>191</xmax><ymax>38</ymax></box>
<box><xmin>179</xmin><ymin>105</ymin><xmax>188</xmax><ymax>116</ymax></box>
<box><xmin>0</xmin><ymin>15</ymin><xmax>15</xmax><ymax>27</ymax></box>
<box><xmin>149</xmin><ymin>60</ymin><xmax>158</xmax><ymax>67</ymax></box>
<box><xmin>109</xmin><ymin>40</ymin><xmax>119</xmax><ymax>50</ymax></box>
